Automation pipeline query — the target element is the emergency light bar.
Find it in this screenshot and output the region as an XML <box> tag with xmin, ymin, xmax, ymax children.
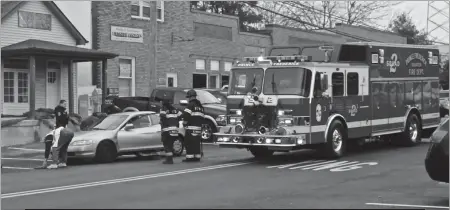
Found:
<box><xmin>242</xmin><ymin>55</ymin><xmax>312</xmax><ymax>63</ymax></box>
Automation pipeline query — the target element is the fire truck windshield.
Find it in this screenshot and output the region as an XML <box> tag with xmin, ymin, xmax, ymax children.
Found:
<box><xmin>263</xmin><ymin>67</ymin><xmax>312</xmax><ymax>96</ymax></box>
<box><xmin>229</xmin><ymin>68</ymin><xmax>264</xmax><ymax>95</ymax></box>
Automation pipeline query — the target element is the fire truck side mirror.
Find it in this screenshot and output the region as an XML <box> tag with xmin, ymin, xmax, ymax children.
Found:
<box><xmin>320</xmin><ymin>74</ymin><xmax>329</xmax><ymax>91</ymax></box>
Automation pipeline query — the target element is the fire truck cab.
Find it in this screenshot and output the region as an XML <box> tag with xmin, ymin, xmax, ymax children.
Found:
<box><xmin>214</xmin><ymin>42</ymin><xmax>441</xmax><ymax>159</ymax></box>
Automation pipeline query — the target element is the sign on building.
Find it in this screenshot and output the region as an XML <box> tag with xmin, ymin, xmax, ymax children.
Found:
<box><xmin>111</xmin><ymin>26</ymin><xmax>144</xmax><ymax>43</ymax></box>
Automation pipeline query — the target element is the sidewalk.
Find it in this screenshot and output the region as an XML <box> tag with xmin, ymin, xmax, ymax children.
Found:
<box><xmin>2</xmin><ymin>142</ymin><xmax>44</xmax><ymax>158</ymax></box>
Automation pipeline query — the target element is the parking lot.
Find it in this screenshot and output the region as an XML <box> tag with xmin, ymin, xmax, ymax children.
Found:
<box><xmin>1</xmin><ymin>139</ymin><xmax>448</xmax><ymax>209</ymax></box>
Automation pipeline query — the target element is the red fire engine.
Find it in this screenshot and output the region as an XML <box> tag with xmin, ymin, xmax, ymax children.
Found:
<box><xmin>213</xmin><ymin>42</ymin><xmax>441</xmax><ymax>159</ymax></box>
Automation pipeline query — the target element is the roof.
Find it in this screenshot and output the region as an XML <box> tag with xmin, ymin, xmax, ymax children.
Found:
<box><xmin>344</xmin><ymin>42</ymin><xmax>439</xmax><ymax>50</ymax></box>
<box><xmin>335</xmin><ymin>23</ymin><xmax>402</xmax><ymax>36</ymax></box>
<box><xmin>1</xmin><ymin>39</ymin><xmax>118</xmax><ymax>62</ymax></box>
<box><xmin>1</xmin><ymin>1</ymin><xmax>88</xmax><ymax>45</ymax></box>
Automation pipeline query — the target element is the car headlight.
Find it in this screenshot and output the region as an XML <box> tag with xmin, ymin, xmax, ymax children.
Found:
<box><xmin>71</xmin><ymin>140</ymin><xmax>93</xmax><ymax>146</ymax></box>
<box><xmin>215</xmin><ymin>115</ymin><xmax>226</xmax><ymax>126</ymax></box>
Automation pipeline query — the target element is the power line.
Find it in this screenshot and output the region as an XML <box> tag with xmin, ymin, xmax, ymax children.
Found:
<box><xmin>247</xmin><ymin>2</ymin><xmax>379</xmax><ymax>42</ymax></box>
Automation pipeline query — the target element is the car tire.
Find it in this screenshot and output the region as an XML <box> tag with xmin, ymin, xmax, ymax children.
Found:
<box><xmin>400</xmin><ymin>113</ymin><xmax>422</xmax><ymax>147</ymax></box>
<box><xmin>249</xmin><ymin>147</ymin><xmax>274</xmax><ymax>159</ymax></box>
<box><xmin>319</xmin><ymin>120</ymin><xmax>347</xmax><ymax>159</ymax></box>
<box><xmin>94</xmin><ymin>141</ymin><xmax>117</xmax><ymax>163</ymax></box>
<box><xmin>201</xmin><ymin>121</ymin><xmax>216</xmax><ymax>142</ymax></box>
<box><xmin>173</xmin><ymin>135</ymin><xmax>185</xmax><ymax>157</ymax></box>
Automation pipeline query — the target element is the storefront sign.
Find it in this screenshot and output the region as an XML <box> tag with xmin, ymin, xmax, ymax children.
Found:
<box><xmin>111</xmin><ymin>26</ymin><xmax>143</xmax><ymax>43</ymax></box>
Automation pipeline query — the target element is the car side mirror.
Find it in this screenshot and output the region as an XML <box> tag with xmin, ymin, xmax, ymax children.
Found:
<box><xmin>179</xmin><ymin>100</ymin><xmax>188</xmax><ymax>106</ymax></box>
<box><xmin>124</xmin><ymin>123</ymin><xmax>134</xmax><ymax>131</ymax></box>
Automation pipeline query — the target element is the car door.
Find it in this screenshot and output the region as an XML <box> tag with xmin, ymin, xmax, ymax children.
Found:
<box><xmin>116</xmin><ymin>114</ymin><xmax>154</xmax><ymax>151</ymax></box>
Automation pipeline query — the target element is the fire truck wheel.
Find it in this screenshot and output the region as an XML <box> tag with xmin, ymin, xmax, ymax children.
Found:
<box><xmin>249</xmin><ymin>147</ymin><xmax>274</xmax><ymax>159</ymax></box>
<box><xmin>400</xmin><ymin>114</ymin><xmax>422</xmax><ymax>146</ymax></box>
<box><xmin>320</xmin><ymin>120</ymin><xmax>347</xmax><ymax>159</ymax></box>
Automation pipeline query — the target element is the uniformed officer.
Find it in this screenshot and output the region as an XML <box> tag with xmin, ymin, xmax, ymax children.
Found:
<box><xmin>181</xmin><ymin>89</ymin><xmax>205</xmax><ymax>162</ymax></box>
<box><xmin>159</xmin><ymin>95</ymin><xmax>182</xmax><ymax>164</ymax></box>
<box><xmin>54</xmin><ymin>100</ymin><xmax>69</xmax><ymax>128</ymax></box>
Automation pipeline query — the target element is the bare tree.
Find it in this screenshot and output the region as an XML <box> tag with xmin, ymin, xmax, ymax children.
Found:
<box><xmin>257</xmin><ymin>1</ymin><xmax>401</xmax><ymax>30</ymax></box>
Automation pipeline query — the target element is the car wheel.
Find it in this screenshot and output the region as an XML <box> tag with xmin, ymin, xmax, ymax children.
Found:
<box><xmin>94</xmin><ymin>141</ymin><xmax>117</xmax><ymax>163</ymax></box>
<box><xmin>201</xmin><ymin>121</ymin><xmax>215</xmax><ymax>142</ymax></box>
<box><xmin>400</xmin><ymin>113</ymin><xmax>422</xmax><ymax>146</ymax></box>
<box><xmin>249</xmin><ymin>147</ymin><xmax>274</xmax><ymax>159</ymax></box>
<box><xmin>172</xmin><ymin>136</ymin><xmax>184</xmax><ymax>157</ymax></box>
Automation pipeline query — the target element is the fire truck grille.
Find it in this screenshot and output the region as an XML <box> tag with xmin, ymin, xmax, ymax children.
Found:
<box><xmin>242</xmin><ymin>105</ymin><xmax>277</xmax><ymax>132</ymax></box>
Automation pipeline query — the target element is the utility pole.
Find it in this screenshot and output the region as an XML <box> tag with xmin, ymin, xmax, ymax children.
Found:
<box><xmin>426</xmin><ymin>1</ymin><xmax>449</xmax><ymax>45</ymax></box>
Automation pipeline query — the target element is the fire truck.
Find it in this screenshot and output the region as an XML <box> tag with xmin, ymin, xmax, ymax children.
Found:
<box><xmin>213</xmin><ymin>42</ymin><xmax>442</xmax><ymax>159</ymax></box>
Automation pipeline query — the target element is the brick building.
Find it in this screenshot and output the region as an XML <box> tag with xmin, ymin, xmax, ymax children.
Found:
<box><xmin>91</xmin><ymin>1</ymin><xmax>407</xmax><ymax>97</ymax></box>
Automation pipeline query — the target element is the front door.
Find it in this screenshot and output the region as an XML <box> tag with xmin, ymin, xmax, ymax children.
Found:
<box><xmin>47</xmin><ymin>70</ymin><xmax>60</xmax><ymax>108</ymax></box>
<box><xmin>117</xmin><ymin>114</ymin><xmax>156</xmax><ymax>151</ymax></box>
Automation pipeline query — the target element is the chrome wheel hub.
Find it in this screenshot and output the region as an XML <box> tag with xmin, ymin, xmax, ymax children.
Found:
<box><xmin>332</xmin><ymin>129</ymin><xmax>343</xmax><ymax>152</ymax></box>
<box><xmin>409</xmin><ymin>121</ymin><xmax>418</xmax><ymax>142</ymax></box>
<box><xmin>173</xmin><ymin>139</ymin><xmax>183</xmax><ymax>153</ymax></box>
<box><xmin>201</xmin><ymin>126</ymin><xmax>211</xmax><ymax>140</ymax></box>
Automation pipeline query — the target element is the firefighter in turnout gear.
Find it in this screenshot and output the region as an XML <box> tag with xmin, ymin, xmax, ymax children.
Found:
<box><xmin>159</xmin><ymin>95</ymin><xmax>182</xmax><ymax>164</ymax></box>
<box><xmin>181</xmin><ymin>89</ymin><xmax>205</xmax><ymax>162</ymax></box>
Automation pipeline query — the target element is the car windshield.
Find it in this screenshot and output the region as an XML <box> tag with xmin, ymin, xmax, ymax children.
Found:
<box><xmin>195</xmin><ymin>90</ymin><xmax>222</xmax><ymax>104</ymax></box>
<box><xmin>229</xmin><ymin>68</ymin><xmax>264</xmax><ymax>95</ymax></box>
<box><xmin>92</xmin><ymin>115</ymin><xmax>129</xmax><ymax>130</ymax></box>
<box><xmin>263</xmin><ymin>67</ymin><xmax>312</xmax><ymax>96</ymax></box>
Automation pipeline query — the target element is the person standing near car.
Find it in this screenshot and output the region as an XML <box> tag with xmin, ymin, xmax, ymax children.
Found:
<box><xmin>54</xmin><ymin>100</ymin><xmax>69</xmax><ymax>128</ymax></box>
<box><xmin>159</xmin><ymin>94</ymin><xmax>182</xmax><ymax>164</ymax></box>
<box><xmin>181</xmin><ymin>89</ymin><xmax>205</xmax><ymax>162</ymax></box>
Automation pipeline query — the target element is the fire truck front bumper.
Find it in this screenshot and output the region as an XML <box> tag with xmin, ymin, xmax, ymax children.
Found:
<box><xmin>213</xmin><ymin>125</ymin><xmax>308</xmax><ymax>148</ymax></box>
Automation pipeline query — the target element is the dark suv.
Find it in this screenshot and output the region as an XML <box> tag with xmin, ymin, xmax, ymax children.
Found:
<box><xmin>111</xmin><ymin>88</ymin><xmax>226</xmax><ymax>142</ymax></box>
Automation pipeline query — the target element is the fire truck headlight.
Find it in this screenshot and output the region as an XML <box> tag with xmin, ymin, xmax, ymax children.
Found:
<box><xmin>278</xmin><ymin>110</ymin><xmax>284</xmax><ymax>116</ymax></box>
<box><xmin>296</xmin><ymin>134</ymin><xmax>306</xmax><ymax>145</ymax></box>
<box><xmin>236</xmin><ymin>110</ymin><xmax>242</xmax><ymax>116</ymax></box>
<box><xmin>284</xmin><ymin>119</ymin><xmax>292</xmax><ymax>124</ymax></box>
<box><xmin>274</xmin><ymin>139</ymin><xmax>282</xmax><ymax>144</ymax></box>
<box><xmin>223</xmin><ymin>137</ymin><xmax>230</xmax><ymax>142</ymax></box>
<box><xmin>265</xmin><ymin>138</ymin><xmax>273</xmax><ymax>144</ymax></box>
<box><xmin>215</xmin><ymin>115</ymin><xmax>226</xmax><ymax>126</ymax></box>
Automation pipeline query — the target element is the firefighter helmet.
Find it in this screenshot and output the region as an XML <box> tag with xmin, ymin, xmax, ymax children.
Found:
<box><xmin>186</xmin><ymin>89</ymin><xmax>197</xmax><ymax>98</ymax></box>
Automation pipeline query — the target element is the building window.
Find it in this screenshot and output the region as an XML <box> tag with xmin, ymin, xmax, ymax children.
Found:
<box><xmin>157</xmin><ymin>1</ymin><xmax>164</xmax><ymax>22</ymax></box>
<box><xmin>3</xmin><ymin>72</ymin><xmax>15</xmax><ymax>103</ymax></box>
<box><xmin>224</xmin><ymin>62</ymin><xmax>232</xmax><ymax>71</ymax></box>
<box><xmin>210</xmin><ymin>60</ymin><xmax>219</xmax><ymax>71</ymax></box>
<box><xmin>131</xmin><ymin>0</ymin><xmax>151</xmax><ymax>19</ymax></box>
<box><xmin>347</xmin><ymin>72</ymin><xmax>359</xmax><ymax>96</ymax></box>
<box><xmin>3</xmin><ymin>72</ymin><xmax>29</xmax><ymax>103</ymax></box>
<box><xmin>332</xmin><ymin>72</ymin><xmax>344</xmax><ymax>96</ymax></box>
<box><xmin>196</xmin><ymin>59</ymin><xmax>205</xmax><ymax>70</ymax></box>
<box><xmin>221</xmin><ymin>75</ymin><xmax>229</xmax><ymax>88</ymax></box>
<box><xmin>18</xmin><ymin>72</ymin><xmax>29</xmax><ymax>103</ymax></box>
<box><xmin>166</xmin><ymin>73</ymin><xmax>177</xmax><ymax>87</ymax></box>
<box><xmin>118</xmin><ymin>58</ymin><xmax>134</xmax><ymax>97</ymax></box>
<box><xmin>18</xmin><ymin>11</ymin><xmax>52</xmax><ymax>30</ymax></box>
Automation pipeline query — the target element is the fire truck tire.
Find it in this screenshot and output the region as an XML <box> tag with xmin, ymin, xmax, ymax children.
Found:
<box><xmin>400</xmin><ymin>113</ymin><xmax>422</xmax><ymax>147</ymax></box>
<box><xmin>249</xmin><ymin>147</ymin><xmax>274</xmax><ymax>159</ymax></box>
<box><xmin>320</xmin><ymin>120</ymin><xmax>347</xmax><ymax>159</ymax></box>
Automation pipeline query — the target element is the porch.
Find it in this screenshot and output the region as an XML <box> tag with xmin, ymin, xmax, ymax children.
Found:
<box><xmin>1</xmin><ymin>39</ymin><xmax>118</xmax><ymax>118</ymax></box>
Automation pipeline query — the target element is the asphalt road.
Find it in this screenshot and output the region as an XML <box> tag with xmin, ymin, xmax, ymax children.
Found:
<box><xmin>1</xmin><ymin>141</ymin><xmax>448</xmax><ymax>209</ymax></box>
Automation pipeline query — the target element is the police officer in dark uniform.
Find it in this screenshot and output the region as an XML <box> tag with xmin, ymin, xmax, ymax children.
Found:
<box><xmin>159</xmin><ymin>94</ymin><xmax>182</xmax><ymax>164</ymax></box>
<box><xmin>181</xmin><ymin>89</ymin><xmax>205</xmax><ymax>162</ymax></box>
<box><xmin>54</xmin><ymin>100</ymin><xmax>69</xmax><ymax>128</ymax></box>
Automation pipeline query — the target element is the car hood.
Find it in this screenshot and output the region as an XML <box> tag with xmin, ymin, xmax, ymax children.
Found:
<box><xmin>72</xmin><ymin>130</ymin><xmax>116</xmax><ymax>141</ymax></box>
<box><xmin>203</xmin><ymin>104</ymin><xmax>226</xmax><ymax>117</ymax></box>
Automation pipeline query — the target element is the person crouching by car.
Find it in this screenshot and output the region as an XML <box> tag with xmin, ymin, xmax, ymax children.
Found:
<box><xmin>46</xmin><ymin>116</ymin><xmax>80</xmax><ymax>169</ymax></box>
<box><xmin>159</xmin><ymin>95</ymin><xmax>182</xmax><ymax>164</ymax></box>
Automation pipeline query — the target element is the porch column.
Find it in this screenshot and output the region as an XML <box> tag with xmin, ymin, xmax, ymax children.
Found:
<box><xmin>68</xmin><ymin>59</ymin><xmax>74</xmax><ymax>114</ymax></box>
<box><xmin>29</xmin><ymin>56</ymin><xmax>36</xmax><ymax>119</ymax></box>
<box><xmin>101</xmin><ymin>59</ymin><xmax>107</xmax><ymax>111</ymax></box>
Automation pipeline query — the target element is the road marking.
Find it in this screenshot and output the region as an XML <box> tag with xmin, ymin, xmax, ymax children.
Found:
<box><xmin>2</xmin><ymin>157</ymin><xmax>45</xmax><ymax>161</ymax></box>
<box><xmin>291</xmin><ymin>160</ymin><xmax>337</xmax><ymax>170</ymax></box>
<box><xmin>1</xmin><ymin>166</ymin><xmax>34</xmax><ymax>170</ymax></box>
<box><xmin>267</xmin><ymin>160</ymin><xmax>324</xmax><ymax>169</ymax></box>
<box><xmin>267</xmin><ymin>160</ymin><xmax>379</xmax><ymax>172</ymax></box>
<box><xmin>7</xmin><ymin>147</ymin><xmax>44</xmax><ymax>152</ymax></box>
<box><xmin>1</xmin><ymin>161</ymin><xmax>252</xmax><ymax>199</ymax></box>
<box><xmin>366</xmin><ymin>202</ymin><xmax>449</xmax><ymax>209</ymax></box>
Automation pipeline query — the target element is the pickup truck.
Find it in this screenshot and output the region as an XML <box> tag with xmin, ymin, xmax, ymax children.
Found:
<box><xmin>111</xmin><ymin>88</ymin><xmax>227</xmax><ymax>142</ymax></box>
